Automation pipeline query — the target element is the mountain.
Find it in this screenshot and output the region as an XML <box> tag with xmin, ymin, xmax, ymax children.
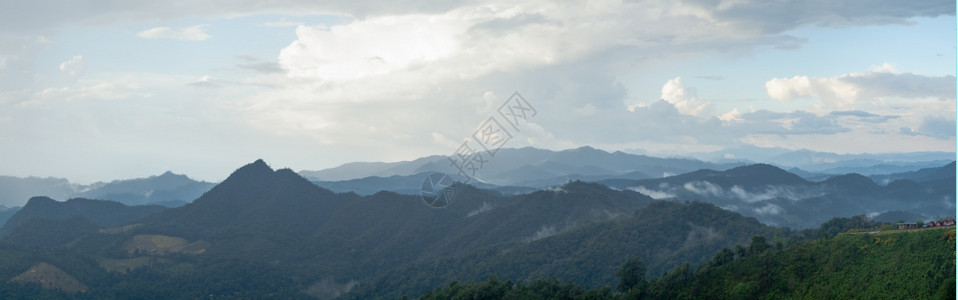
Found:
<box><xmin>143</xmin><ymin>159</ymin><xmax>353</xmax><ymax>240</ymax></box>
<box><xmin>299</xmin><ymin>155</ymin><xmax>449</xmax><ymax>181</ymax></box>
<box><xmin>0</xmin><ymin>172</ymin><xmax>213</xmax><ymax>208</ymax></box>
<box><xmin>0</xmin><ymin>159</ymin><xmax>789</xmax><ymax>298</ymax></box>
<box><xmin>420</xmin><ymin>227</ymin><xmax>956</xmax><ymax>299</ymax></box>
<box><xmin>600</xmin><ymin>163</ymin><xmax>954</xmax><ymax>228</ymax></box>
<box><xmin>684</xmin><ymin>146</ymin><xmax>955</xmax><ymax>176</ymax></box>
<box><xmin>301</xmin><ymin>146</ymin><xmax>742</xmax><ymax>192</ymax></box>
<box><xmin>309</xmin><ymin>172</ymin><xmax>527</xmax><ymax>196</ymax></box>
<box><xmin>0</xmin><ymin>197</ymin><xmax>167</xmax><ymax>236</ymax></box>
<box><xmin>0</xmin><ymin>206</ymin><xmax>21</xmax><ymax>229</ymax></box>
<box><xmin>870</xmin><ymin>161</ymin><xmax>956</xmax><ymax>185</ymax></box>
<box><xmin>647</xmin><ymin>227</ymin><xmax>956</xmax><ymax>299</ymax></box>
<box><xmin>766</xmin><ymin>149</ymin><xmax>954</xmax><ymax>175</ymax></box>
<box><xmin>76</xmin><ymin>171</ymin><xmax>214</xmax><ymax>207</ymax></box>
<box><xmin>348</xmin><ymin>200</ymin><xmax>780</xmax><ymax>298</ymax></box>
<box><xmin>2</xmin><ymin>215</ymin><xmax>102</xmax><ymax>248</ymax></box>
<box><xmin>0</xmin><ymin>159</ymin><xmax>947</xmax><ymax>298</ymax></box>
<box><xmin>0</xmin><ymin>176</ymin><xmax>75</xmax><ymax>207</ymax></box>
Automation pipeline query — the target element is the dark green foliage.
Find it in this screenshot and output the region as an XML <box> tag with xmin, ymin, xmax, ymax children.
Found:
<box><xmin>616</xmin><ymin>257</ymin><xmax>647</xmax><ymax>293</ymax></box>
<box><xmin>1</xmin><ymin>197</ymin><xmax>166</xmax><ymax>236</ymax></box>
<box><xmin>658</xmin><ymin>228</ymin><xmax>957</xmax><ymax>299</ymax></box>
<box><xmin>794</xmin><ymin>214</ymin><xmax>883</xmax><ymax>240</ymax></box>
<box><xmin>747</xmin><ymin>235</ymin><xmax>769</xmax><ymax>255</ymax></box>
<box><xmin>420</xmin><ymin>228</ymin><xmax>956</xmax><ymax>299</ymax></box>
<box><xmin>2</xmin><ymin>215</ymin><xmax>99</xmax><ymax>248</ymax></box>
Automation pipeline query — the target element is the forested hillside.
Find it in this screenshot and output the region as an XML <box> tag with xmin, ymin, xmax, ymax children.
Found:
<box><xmin>0</xmin><ymin>160</ymin><xmax>950</xmax><ymax>299</ymax></box>
<box><xmin>420</xmin><ymin>228</ymin><xmax>956</xmax><ymax>299</ymax></box>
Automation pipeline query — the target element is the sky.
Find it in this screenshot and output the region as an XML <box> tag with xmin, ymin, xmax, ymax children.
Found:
<box><xmin>0</xmin><ymin>0</ymin><xmax>955</xmax><ymax>183</ymax></box>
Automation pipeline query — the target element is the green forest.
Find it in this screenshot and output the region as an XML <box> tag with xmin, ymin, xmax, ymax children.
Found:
<box><xmin>420</xmin><ymin>228</ymin><xmax>956</xmax><ymax>299</ymax></box>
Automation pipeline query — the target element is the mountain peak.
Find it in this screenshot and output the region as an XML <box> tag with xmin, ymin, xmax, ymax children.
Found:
<box><xmin>239</xmin><ymin>159</ymin><xmax>273</xmax><ymax>174</ymax></box>
<box><xmin>213</xmin><ymin>159</ymin><xmax>275</xmax><ymax>187</ymax></box>
<box><xmin>25</xmin><ymin>196</ymin><xmax>57</xmax><ymax>207</ymax></box>
<box><xmin>724</xmin><ymin>163</ymin><xmax>807</xmax><ymax>186</ymax></box>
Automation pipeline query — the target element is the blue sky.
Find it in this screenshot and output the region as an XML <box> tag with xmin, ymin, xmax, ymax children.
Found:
<box><xmin>0</xmin><ymin>0</ymin><xmax>954</xmax><ymax>183</ymax></box>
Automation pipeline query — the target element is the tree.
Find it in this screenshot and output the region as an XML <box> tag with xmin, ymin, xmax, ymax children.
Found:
<box><xmin>748</xmin><ymin>236</ymin><xmax>769</xmax><ymax>255</ymax></box>
<box><xmin>708</xmin><ymin>248</ymin><xmax>735</xmax><ymax>268</ymax></box>
<box><xmin>616</xmin><ymin>257</ymin><xmax>647</xmax><ymax>293</ymax></box>
<box><xmin>734</xmin><ymin>244</ymin><xmax>747</xmax><ymax>259</ymax></box>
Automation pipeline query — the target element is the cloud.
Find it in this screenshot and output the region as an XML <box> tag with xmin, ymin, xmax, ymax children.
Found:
<box><xmin>684</xmin><ymin>181</ymin><xmax>724</xmax><ymax>197</ymax></box>
<box><xmin>188</xmin><ymin>75</ymin><xmax>222</xmax><ymax>88</ymax></box>
<box><xmin>136</xmin><ymin>25</ymin><xmax>210</xmax><ymax>41</ymax></box>
<box><xmin>766</xmin><ymin>67</ymin><xmax>956</xmax><ymax>108</ymax></box>
<box><xmin>59</xmin><ymin>55</ymin><xmax>86</xmax><ymax>85</ymax></box>
<box><xmin>736</xmin><ymin>110</ymin><xmax>848</xmax><ymax>135</ymax></box>
<box><xmin>661</xmin><ymin>77</ymin><xmax>712</xmax><ymax>116</ymax></box>
<box><xmin>686</xmin><ymin>0</ymin><xmax>956</xmax><ymax>34</ymax></box>
<box><xmin>629</xmin><ymin>186</ymin><xmax>676</xmax><ymax>200</ymax></box>
<box><xmin>527</xmin><ymin>225</ymin><xmax>558</xmax><ymax>242</ymax></box>
<box><xmin>1</xmin><ymin>0</ymin><xmax>951</xmax><ymax>34</ymax></box>
<box><xmin>279</xmin><ymin>16</ymin><xmax>463</xmax><ymax>81</ymax></box>
<box><xmin>0</xmin><ymin>34</ymin><xmax>50</xmax><ymax>92</ymax></box>
<box><xmin>828</xmin><ymin>110</ymin><xmax>897</xmax><ymax>123</ymax></box>
<box><xmin>466</xmin><ymin>201</ymin><xmax>495</xmax><ymax>217</ymax></box>
<box><xmin>235</xmin><ymin>55</ymin><xmax>283</xmax><ymax>73</ymax></box>
<box><xmin>1</xmin><ymin>0</ymin><xmax>953</xmax><ymax>182</ymax></box>
<box><xmin>752</xmin><ymin>203</ymin><xmax>782</xmax><ymax>215</ymax></box>
<box><xmin>916</xmin><ymin>116</ymin><xmax>957</xmax><ymax>139</ymax></box>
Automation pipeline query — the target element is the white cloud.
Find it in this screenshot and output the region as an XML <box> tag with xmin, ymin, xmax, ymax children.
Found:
<box><xmin>1</xmin><ymin>0</ymin><xmax>953</xmax><ymax>182</ymax></box>
<box><xmin>629</xmin><ymin>186</ymin><xmax>676</xmax><ymax>200</ymax></box>
<box><xmin>466</xmin><ymin>201</ymin><xmax>494</xmax><ymax>217</ymax></box>
<box><xmin>59</xmin><ymin>55</ymin><xmax>86</xmax><ymax>85</ymax></box>
<box><xmin>279</xmin><ymin>16</ymin><xmax>463</xmax><ymax>81</ymax></box>
<box><xmin>136</xmin><ymin>25</ymin><xmax>210</xmax><ymax>41</ymax></box>
<box><xmin>766</xmin><ymin>66</ymin><xmax>956</xmax><ymax>109</ymax></box>
<box><xmin>684</xmin><ymin>181</ymin><xmax>724</xmax><ymax>197</ymax></box>
<box><xmin>661</xmin><ymin>77</ymin><xmax>712</xmax><ymax>116</ymax></box>
<box><xmin>752</xmin><ymin>203</ymin><xmax>782</xmax><ymax>215</ymax></box>
<box><xmin>200</xmin><ymin>2</ymin><xmax>955</xmax><ymax>163</ymax></box>
<box><xmin>718</xmin><ymin>108</ymin><xmax>743</xmax><ymax>123</ymax></box>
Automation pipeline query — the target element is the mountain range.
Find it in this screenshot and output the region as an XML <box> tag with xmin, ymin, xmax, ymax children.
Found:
<box><xmin>680</xmin><ymin>145</ymin><xmax>954</xmax><ymax>175</ymax></box>
<box><xmin>599</xmin><ymin>162</ymin><xmax>955</xmax><ymax>228</ymax></box>
<box><xmin>0</xmin><ymin>158</ymin><xmax>952</xmax><ymax>298</ymax></box>
<box><xmin>0</xmin><ymin>159</ymin><xmax>786</xmax><ymax>298</ymax></box>
<box><xmin>0</xmin><ymin>172</ymin><xmax>214</xmax><ymax>222</ymax></box>
<box><xmin>300</xmin><ymin>146</ymin><xmax>747</xmax><ymax>187</ymax></box>
<box><xmin>2</xmin><ymin>146</ymin><xmax>951</xmax><ymax>208</ymax></box>
<box><xmin>302</xmin><ymin>146</ymin><xmax>954</xmax><ymax>194</ymax></box>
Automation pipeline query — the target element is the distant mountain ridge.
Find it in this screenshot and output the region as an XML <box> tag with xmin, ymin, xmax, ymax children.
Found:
<box><xmin>0</xmin><ymin>158</ymin><xmax>949</xmax><ymax>298</ymax></box>
<box><xmin>302</xmin><ymin>146</ymin><xmax>744</xmax><ymax>189</ymax></box>
<box><xmin>0</xmin><ymin>159</ymin><xmax>785</xmax><ymax>298</ymax></box>
<box><xmin>0</xmin><ymin>172</ymin><xmax>214</xmax><ymax>208</ymax></box>
<box><xmin>600</xmin><ymin>161</ymin><xmax>955</xmax><ymax>228</ymax></box>
<box><xmin>0</xmin><ymin>196</ymin><xmax>167</xmax><ymax>241</ymax></box>
<box><xmin>683</xmin><ymin>145</ymin><xmax>954</xmax><ymax>173</ymax></box>
<box><xmin>870</xmin><ymin>161</ymin><xmax>956</xmax><ymax>184</ymax></box>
